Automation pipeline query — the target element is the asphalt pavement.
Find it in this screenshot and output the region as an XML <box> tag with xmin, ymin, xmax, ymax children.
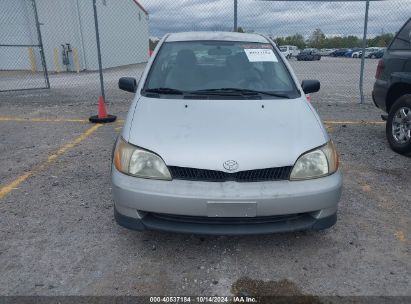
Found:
<box><xmin>0</xmin><ymin>57</ymin><xmax>409</xmax><ymax>298</ymax></box>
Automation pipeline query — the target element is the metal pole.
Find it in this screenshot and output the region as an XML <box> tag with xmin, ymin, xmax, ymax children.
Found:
<box><xmin>359</xmin><ymin>0</ymin><xmax>370</xmax><ymax>104</ymax></box>
<box><xmin>93</xmin><ymin>0</ymin><xmax>105</xmax><ymax>101</ymax></box>
<box><xmin>234</xmin><ymin>0</ymin><xmax>238</xmax><ymax>32</ymax></box>
<box><xmin>32</xmin><ymin>0</ymin><xmax>50</xmax><ymax>89</ymax></box>
<box><xmin>75</xmin><ymin>0</ymin><xmax>88</xmax><ymax>70</ymax></box>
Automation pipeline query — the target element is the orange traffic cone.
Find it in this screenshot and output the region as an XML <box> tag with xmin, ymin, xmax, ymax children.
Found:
<box><xmin>97</xmin><ymin>96</ymin><xmax>108</xmax><ymax>118</ymax></box>
<box><xmin>89</xmin><ymin>96</ymin><xmax>116</xmax><ymax>123</ymax></box>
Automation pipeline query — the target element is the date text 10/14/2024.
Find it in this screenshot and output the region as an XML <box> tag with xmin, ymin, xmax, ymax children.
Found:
<box><xmin>149</xmin><ymin>296</ymin><xmax>257</xmax><ymax>303</ymax></box>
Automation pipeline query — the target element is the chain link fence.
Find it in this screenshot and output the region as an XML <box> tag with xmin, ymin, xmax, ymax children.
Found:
<box><xmin>0</xmin><ymin>0</ymin><xmax>49</xmax><ymax>91</ymax></box>
<box><xmin>1</xmin><ymin>0</ymin><xmax>410</xmax><ymax>104</ymax></box>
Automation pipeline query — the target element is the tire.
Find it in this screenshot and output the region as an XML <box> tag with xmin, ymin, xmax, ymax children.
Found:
<box><xmin>386</xmin><ymin>94</ymin><xmax>411</xmax><ymax>156</ymax></box>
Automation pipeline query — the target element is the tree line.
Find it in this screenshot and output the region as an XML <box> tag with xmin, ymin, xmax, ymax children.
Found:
<box><xmin>271</xmin><ymin>29</ymin><xmax>394</xmax><ymax>50</ymax></box>
<box><xmin>149</xmin><ymin>28</ymin><xmax>395</xmax><ymax>51</ymax></box>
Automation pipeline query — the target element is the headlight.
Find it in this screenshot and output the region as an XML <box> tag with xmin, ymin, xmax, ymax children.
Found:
<box><xmin>290</xmin><ymin>141</ymin><xmax>339</xmax><ymax>180</ymax></box>
<box><xmin>113</xmin><ymin>137</ymin><xmax>171</xmax><ymax>180</ymax></box>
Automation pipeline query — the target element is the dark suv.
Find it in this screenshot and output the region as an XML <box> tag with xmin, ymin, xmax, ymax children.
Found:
<box><xmin>296</xmin><ymin>49</ymin><xmax>321</xmax><ymax>61</ymax></box>
<box><xmin>372</xmin><ymin>18</ymin><xmax>411</xmax><ymax>155</ymax></box>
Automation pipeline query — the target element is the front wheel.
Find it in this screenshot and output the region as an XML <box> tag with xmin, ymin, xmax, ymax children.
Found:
<box><xmin>386</xmin><ymin>95</ymin><xmax>411</xmax><ymax>156</ymax></box>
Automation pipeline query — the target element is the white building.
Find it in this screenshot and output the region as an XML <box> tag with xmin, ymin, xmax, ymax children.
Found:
<box><xmin>0</xmin><ymin>0</ymin><xmax>149</xmax><ymax>71</ymax></box>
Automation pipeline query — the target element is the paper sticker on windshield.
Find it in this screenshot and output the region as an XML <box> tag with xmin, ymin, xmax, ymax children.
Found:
<box><xmin>244</xmin><ymin>49</ymin><xmax>278</xmax><ymax>62</ymax></box>
<box><xmin>240</xmin><ymin>44</ymin><xmax>273</xmax><ymax>49</ymax></box>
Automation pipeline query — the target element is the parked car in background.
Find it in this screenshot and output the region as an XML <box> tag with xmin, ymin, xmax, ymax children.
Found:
<box><xmin>351</xmin><ymin>50</ymin><xmax>362</xmax><ymax>58</ymax></box>
<box><xmin>296</xmin><ymin>48</ymin><xmax>321</xmax><ymax>61</ymax></box>
<box><xmin>368</xmin><ymin>49</ymin><xmax>385</xmax><ymax>59</ymax></box>
<box><xmin>113</xmin><ymin>31</ymin><xmax>342</xmax><ymax>234</ymax></box>
<box><xmin>364</xmin><ymin>47</ymin><xmax>383</xmax><ymax>58</ymax></box>
<box><xmin>330</xmin><ymin>48</ymin><xmax>349</xmax><ymax>57</ymax></box>
<box><xmin>343</xmin><ymin>48</ymin><xmax>361</xmax><ymax>57</ymax></box>
<box><xmin>372</xmin><ymin>18</ymin><xmax>411</xmax><ymax>155</ymax></box>
<box><xmin>279</xmin><ymin>45</ymin><xmax>300</xmax><ymax>59</ymax></box>
<box><xmin>319</xmin><ymin>48</ymin><xmax>334</xmax><ymax>56</ymax></box>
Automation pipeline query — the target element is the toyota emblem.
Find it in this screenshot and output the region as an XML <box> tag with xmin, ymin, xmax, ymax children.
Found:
<box><xmin>223</xmin><ymin>160</ymin><xmax>239</xmax><ymax>172</ymax></box>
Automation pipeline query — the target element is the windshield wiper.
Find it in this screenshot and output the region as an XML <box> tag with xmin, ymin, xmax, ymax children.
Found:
<box><xmin>144</xmin><ymin>88</ymin><xmax>185</xmax><ymax>95</ymax></box>
<box><xmin>191</xmin><ymin>88</ymin><xmax>292</xmax><ymax>98</ymax></box>
<box><xmin>144</xmin><ymin>87</ymin><xmax>293</xmax><ymax>98</ymax></box>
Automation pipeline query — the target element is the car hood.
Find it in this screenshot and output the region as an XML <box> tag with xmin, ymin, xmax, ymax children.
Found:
<box><xmin>127</xmin><ymin>96</ymin><xmax>328</xmax><ymax>171</ymax></box>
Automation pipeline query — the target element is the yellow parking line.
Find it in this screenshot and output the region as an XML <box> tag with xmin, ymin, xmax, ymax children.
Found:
<box><xmin>0</xmin><ymin>116</ymin><xmax>89</xmax><ymax>123</ymax></box>
<box><xmin>0</xmin><ymin>116</ymin><xmax>126</xmax><ymax>124</ymax></box>
<box><xmin>47</xmin><ymin>124</ymin><xmax>102</xmax><ymax>160</ymax></box>
<box><xmin>1</xmin><ymin>116</ymin><xmax>382</xmax><ymax>126</ymax></box>
<box><xmin>394</xmin><ymin>230</ymin><xmax>407</xmax><ymax>243</ymax></box>
<box><xmin>0</xmin><ymin>124</ymin><xmax>102</xmax><ymax>200</ymax></box>
<box><xmin>0</xmin><ymin>172</ymin><xmax>32</xmax><ymax>200</ymax></box>
<box><xmin>361</xmin><ymin>184</ymin><xmax>372</xmax><ymax>193</ymax></box>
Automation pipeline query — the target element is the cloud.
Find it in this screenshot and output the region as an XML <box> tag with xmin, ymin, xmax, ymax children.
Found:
<box><xmin>139</xmin><ymin>0</ymin><xmax>410</xmax><ymax>38</ymax></box>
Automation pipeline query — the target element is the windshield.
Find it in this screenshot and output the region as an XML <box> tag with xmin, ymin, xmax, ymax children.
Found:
<box><xmin>144</xmin><ymin>40</ymin><xmax>299</xmax><ymax>98</ymax></box>
<box><xmin>279</xmin><ymin>47</ymin><xmax>287</xmax><ymax>52</ymax></box>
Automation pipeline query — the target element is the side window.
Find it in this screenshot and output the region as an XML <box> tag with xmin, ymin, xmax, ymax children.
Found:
<box><xmin>390</xmin><ymin>19</ymin><xmax>411</xmax><ymax>50</ymax></box>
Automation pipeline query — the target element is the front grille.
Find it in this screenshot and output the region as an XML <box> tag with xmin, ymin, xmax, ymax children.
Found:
<box><xmin>149</xmin><ymin>212</ymin><xmax>306</xmax><ymax>225</ymax></box>
<box><xmin>168</xmin><ymin>166</ymin><xmax>292</xmax><ymax>182</ymax></box>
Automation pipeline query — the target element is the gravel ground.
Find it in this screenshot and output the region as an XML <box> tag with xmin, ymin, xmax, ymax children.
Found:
<box><xmin>0</xmin><ymin>57</ymin><xmax>409</xmax><ymax>298</ymax></box>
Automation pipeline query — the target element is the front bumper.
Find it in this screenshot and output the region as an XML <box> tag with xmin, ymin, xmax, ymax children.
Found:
<box><xmin>112</xmin><ymin>166</ymin><xmax>342</xmax><ymax>234</ymax></box>
<box><xmin>114</xmin><ymin>207</ymin><xmax>337</xmax><ymax>235</ymax></box>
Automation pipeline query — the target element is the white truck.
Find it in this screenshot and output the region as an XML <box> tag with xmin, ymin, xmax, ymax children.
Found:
<box><xmin>279</xmin><ymin>45</ymin><xmax>300</xmax><ymax>59</ymax></box>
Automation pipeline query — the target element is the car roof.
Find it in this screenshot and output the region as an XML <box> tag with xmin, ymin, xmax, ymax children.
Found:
<box><xmin>166</xmin><ymin>31</ymin><xmax>269</xmax><ymax>43</ymax></box>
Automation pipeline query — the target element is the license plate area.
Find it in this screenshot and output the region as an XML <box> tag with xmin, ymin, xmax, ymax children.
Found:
<box><xmin>206</xmin><ymin>201</ymin><xmax>257</xmax><ymax>217</ymax></box>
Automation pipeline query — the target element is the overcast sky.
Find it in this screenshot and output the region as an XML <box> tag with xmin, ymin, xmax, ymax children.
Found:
<box><xmin>139</xmin><ymin>0</ymin><xmax>411</xmax><ymax>38</ymax></box>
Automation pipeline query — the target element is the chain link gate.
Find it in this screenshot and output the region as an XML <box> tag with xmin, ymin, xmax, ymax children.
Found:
<box><xmin>0</xmin><ymin>0</ymin><xmax>409</xmax><ymax>102</ymax></box>
<box><xmin>0</xmin><ymin>0</ymin><xmax>49</xmax><ymax>92</ymax></box>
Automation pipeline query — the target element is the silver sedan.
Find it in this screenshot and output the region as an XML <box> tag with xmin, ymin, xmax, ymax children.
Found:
<box><xmin>112</xmin><ymin>31</ymin><xmax>342</xmax><ymax>235</ymax></box>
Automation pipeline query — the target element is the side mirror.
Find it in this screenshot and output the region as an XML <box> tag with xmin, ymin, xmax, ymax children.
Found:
<box><xmin>301</xmin><ymin>80</ymin><xmax>320</xmax><ymax>94</ymax></box>
<box><xmin>119</xmin><ymin>77</ymin><xmax>137</xmax><ymax>93</ymax></box>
